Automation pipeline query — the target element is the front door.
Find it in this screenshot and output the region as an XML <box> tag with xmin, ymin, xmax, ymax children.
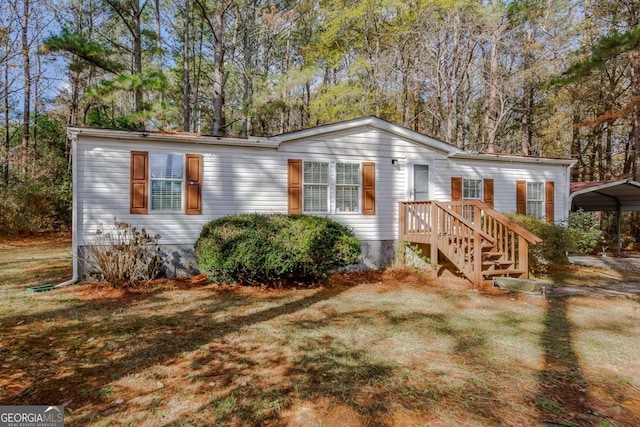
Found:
<box><xmin>413</xmin><ymin>164</ymin><xmax>429</xmax><ymax>201</ymax></box>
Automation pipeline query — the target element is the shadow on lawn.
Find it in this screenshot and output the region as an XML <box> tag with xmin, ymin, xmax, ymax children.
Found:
<box><xmin>272</xmin><ymin>309</ymin><xmax>512</xmax><ymax>425</ymax></box>
<box><xmin>535</xmin><ymin>297</ymin><xmax>598</xmax><ymax>426</ymax></box>
<box><xmin>1</xmin><ymin>285</ymin><xmax>348</xmax><ymax>412</ymax></box>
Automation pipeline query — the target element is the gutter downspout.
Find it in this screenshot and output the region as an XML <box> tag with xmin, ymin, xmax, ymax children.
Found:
<box><xmin>55</xmin><ymin>130</ymin><xmax>79</xmax><ymax>288</ymax></box>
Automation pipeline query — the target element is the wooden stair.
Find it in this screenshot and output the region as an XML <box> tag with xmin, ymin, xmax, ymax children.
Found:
<box><xmin>399</xmin><ymin>200</ymin><xmax>542</xmax><ymax>288</ymax></box>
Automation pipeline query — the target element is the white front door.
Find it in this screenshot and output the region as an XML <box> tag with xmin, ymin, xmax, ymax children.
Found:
<box><xmin>413</xmin><ymin>164</ymin><xmax>430</xmax><ymax>201</ymax></box>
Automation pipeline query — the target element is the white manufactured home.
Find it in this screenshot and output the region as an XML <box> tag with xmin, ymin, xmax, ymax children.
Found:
<box><xmin>68</xmin><ymin>116</ymin><xmax>575</xmax><ymax>286</ymax></box>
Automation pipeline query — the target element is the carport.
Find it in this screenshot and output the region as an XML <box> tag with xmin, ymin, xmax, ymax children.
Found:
<box><xmin>570</xmin><ymin>179</ymin><xmax>640</xmax><ymax>254</ymax></box>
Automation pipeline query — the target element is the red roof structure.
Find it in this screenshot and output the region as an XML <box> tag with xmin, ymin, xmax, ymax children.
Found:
<box><xmin>570</xmin><ymin>179</ymin><xmax>640</xmax><ymax>212</ymax></box>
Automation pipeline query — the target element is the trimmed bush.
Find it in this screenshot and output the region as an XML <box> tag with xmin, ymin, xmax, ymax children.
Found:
<box><xmin>195</xmin><ymin>214</ymin><xmax>361</xmax><ymax>286</ymax></box>
<box><xmin>507</xmin><ymin>214</ymin><xmax>569</xmax><ymax>275</ymax></box>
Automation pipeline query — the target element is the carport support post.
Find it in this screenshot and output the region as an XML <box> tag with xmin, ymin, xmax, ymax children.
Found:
<box><xmin>617</xmin><ymin>205</ymin><xmax>622</xmax><ymax>255</ymax></box>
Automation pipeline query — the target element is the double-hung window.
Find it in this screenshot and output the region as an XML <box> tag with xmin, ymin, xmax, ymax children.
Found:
<box><xmin>150</xmin><ymin>154</ymin><xmax>184</xmax><ymax>211</ymax></box>
<box><xmin>303</xmin><ymin>162</ymin><xmax>329</xmax><ymax>213</ymax></box>
<box><xmin>336</xmin><ymin>163</ymin><xmax>360</xmax><ymax>213</ymax></box>
<box><xmin>302</xmin><ymin>162</ymin><xmax>361</xmax><ymax>214</ymax></box>
<box><xmin>526</xmin><ymin>182</ymin><xmax>544</xmax><ymax>218</ymax></box>
<box><xmin>462</xmin><ymin>178</ymin><xmax>482</xmax><ymax>220</ymax></box>
<box><xmin>463</xmin><ymin>179</ymin><xmax>482</xmax><ymax>200</ymax></box>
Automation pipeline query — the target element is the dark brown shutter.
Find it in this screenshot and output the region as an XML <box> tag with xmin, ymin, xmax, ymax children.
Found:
<box><xmin>130</xmin><ymin>151</ymin><xmax>148</xmax><ymax>214</ymax></box>
<box><xmin>516</xmin><ymin>180</ymin><xmax>526</xmax><ymax>215</ymax></box>
<box><xmin>483</xmin><ymin>178</ymin><xmax>494</xmax><ymax>208</ymax></box>
<box><xmin>362</xmin><ymin>162</ymin><xmax>376</xmax><ymax>215</ymax></box>
<box><xmin>288</xmin><ymin>159</ymin><xmax>302</xmax><ymax>214</ymax></box>
<box><xmin>451</xmin><ymin>177</ymin><xmax>462</xmax><ymax>201</ymax></box>
<box><xmin>185</xmin><ymin>154</ymin><xmax>203</xmax><ymax>215</ymax></box>
<box><xmin>545</xmin><ymin>181</ymin><xmax>554</xmax><ymax>222</ymax></box>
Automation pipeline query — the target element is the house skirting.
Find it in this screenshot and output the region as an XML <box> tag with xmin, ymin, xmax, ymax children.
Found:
<box><xmin>76</xmin><ymin>240</ymin><xmax>396</xmax><ymax>282</ymax></box>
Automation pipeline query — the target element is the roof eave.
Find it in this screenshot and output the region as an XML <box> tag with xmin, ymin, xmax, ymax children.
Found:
<box><xmin>448</xmin><ymin>152</ymin><xmax>577</xmax><ymax>166</ymax></box>
<box><xmin>67</xmin><ymin>127</ymin><xmax>280</xmax><ymax>149</ymax></box>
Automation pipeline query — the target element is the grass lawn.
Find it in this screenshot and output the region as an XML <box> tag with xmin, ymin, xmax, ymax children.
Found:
<box><xmin>1</xmin><ymin>236</ymin><xmax>639</xmax><ymax>426</ymax></box>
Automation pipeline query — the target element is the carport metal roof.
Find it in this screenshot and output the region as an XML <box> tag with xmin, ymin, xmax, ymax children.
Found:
<box><xmin>570</xmin><ymin>179</ymin><xmax>640</xmax><ymax>212</ymax></box>
<box><xmin>570</xmin><ymin>179</ymin><xmax>640</xmax><ymax>254</ymax></box>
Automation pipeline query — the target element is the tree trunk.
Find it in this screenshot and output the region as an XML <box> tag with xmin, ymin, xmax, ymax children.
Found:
<box><xmin>520</xmin><ymin>50</ymin><xmax>534</xmax><ymax>156</ymax></box>
<box><xmin>280</xmin><ymin>25</ymin><xmax>291</xmax><ymax>134</ymax></box>
<box><xmin>631</xmin><ymin>49</ymin><xmax>640</xmax><ymax>180</ymax></box>
<box><xmin>212</xmin><ymin>10</ymin><xmax>225</xmax><ymax>136</ymax></box>
<box><xmin>182</xmin><ymin>0</ymin><xmax>190</xmax><ymax>132</ymax></box>
<box><xmin>192</xmin><ymin>18</ymin><xmax>204</xmax><ymax>133</ymax></box>
<box><xmin>3</xmin><ymin>58</ymin><xmax>9</xmax><ymax>189</ymax></box>
<box><xmin>571</xmin><ymin>103</ymin><xmax>582</xmax><ymax>181</ymax></box>
<box><xmin>33</xmin><ymin>52</ymin><xmax>39</xmax><ymax>159</ymax></box>
<box><xmin>241</xmin><ymin>1</ymin><xmax>256</xmax><ymax>136</ymax></box>
<box><xmin>21</xmin><ymin>0</ymin><xmax>30</xmax><ymax>172</ymax></box>
<box><xmin>132</xmin><ymin>0</ymin><xmax>143</xmax><ymax>121</ymax></box>
<box><xmin>604</xmin><ymin>122</ymin><xmax>612</xmax><ymax>179</ymax></box>
<box><xmin>484</xmin><ymin>0</ymin><xmax>503</xmax><ymax>154</ymax></box>
<box><xmin>154</xmin><ymin>0</ymin><xmax>162</xmax><ymax>70</ymax></box>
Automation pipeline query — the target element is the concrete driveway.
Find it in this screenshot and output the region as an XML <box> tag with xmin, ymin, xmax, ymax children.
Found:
<box><xmin>546</xmin><ymin>254</ymin><xmax>640</xmax><ymax>298</ymax></box>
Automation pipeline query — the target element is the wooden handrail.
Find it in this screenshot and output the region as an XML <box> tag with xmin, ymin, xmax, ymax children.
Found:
<box><xmin>431</xmin><ymin>201</ymin><xmax>496</xmax><ymax>244</ymax></box>
<box><xmin>399</xmin><ymin>199</ymin><xmax>542</xmax><ymax>287</ymax></box>
<box><xmin>446</xmin><ymin>200</ymin><xmax>542</xmax><ymax>244</ymax></box>
<box><xmin>400</xmin><ymin>201</ymin><xmax>497</xmax><ymax>286</ymax></box>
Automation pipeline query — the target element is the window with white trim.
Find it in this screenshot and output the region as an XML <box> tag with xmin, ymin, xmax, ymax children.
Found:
<box><xmin>462</xmin><ymin>178</ymin><xmax>482</xmax><ymax>220</ymax></box>
<box><xmin>303</xmin><ymin>162</ymin><xmax>329</xmax><ymax>213</ymax></box>
<box><xmin>150</xmin><ymin>154</ymin><xmax>184</xmax><ymax>211</ymax></box>
<box><xmin>463</xmin><ymin>179</ymin><xmax>483</xmax><ymax>200</ymax></box>
<box><xmin>336</xmin><ymin>163</ymin><xmax>360</xmax><ymax>213</ymax></box>
<box><xmin>527</xmin><ymin>182</ymin><xmax>544</xmax><ymax>218</ymax></box>
<box><xmin>303</xmin><ymin>161</ymin><xmax>361</xmax><ymax>213</ymax></box>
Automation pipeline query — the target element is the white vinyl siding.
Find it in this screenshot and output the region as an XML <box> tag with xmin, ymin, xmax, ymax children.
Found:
<box><xmin>76</xmin><ymin>140</ymin><xmax>286</xmax><ymax>245</ymax></box>
<box><xmin>279</xmin><ymin>128</ymin><xmax>450</xmax><ymax>240</ymax></box>
<box><xmin>527</xmin><ymin>182</ymin><xmax>544</xmax><ymax>218</ymax></box>
<box><xmin>438</xmin><ymin>158</ymin><xmax>568</xmax><ymax>223</ymax></box>
<box><xmin>150</xmin><ymin>154</ymin><xmax>184</xmax><ymax>211</ymax></box>
<box><xmin>75</xmin><ymin>125</ymin><xmax>571</xmax><ymax>250</ymax></box>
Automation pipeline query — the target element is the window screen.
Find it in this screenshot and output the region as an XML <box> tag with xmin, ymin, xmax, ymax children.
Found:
<box><xmin>150</xmin><ymin>154</ymin><xmax>184</xmax><ymax>211</ymax></box>
<box><xmin>303</xmin><ymin>162</ymin><xmax>329</xmax><ymax>212</ymax></box>
<box><xmin>336</xmin><ymin>163</ymin><xmax>360</xmax><ymax>212</ymax></box>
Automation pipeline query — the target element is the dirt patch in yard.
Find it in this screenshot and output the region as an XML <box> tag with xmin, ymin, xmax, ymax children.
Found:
<box><xmin>1</xmin><ymin>236</ymin><xmax>639</xmax><ymax>426</ymax></box>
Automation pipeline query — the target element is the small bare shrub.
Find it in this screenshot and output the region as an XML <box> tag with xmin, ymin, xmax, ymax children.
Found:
<box><xmin>87</xmin><ymin>220</ymin><xmax>163</xmax><ymax>287</ymax></box>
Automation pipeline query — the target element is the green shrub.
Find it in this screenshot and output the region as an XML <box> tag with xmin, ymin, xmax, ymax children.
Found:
<box><xmin>507</xmin><ymin>214</ymin><xmax>570</xmax><ymax>275</ymax></box>
<box><xmin>566</xmin><ymin>209</ymin><xmax>602</xmax><ymax>254</ymax></box>
<box><xmin>195</xmin><ymin>214</ymin><xmax>361</xmax><ymax>286</ymax></box>
<box><xmin>86</xmin><ymin>220</ymin><xmax>163</xmax><ymax>287</ymax></box>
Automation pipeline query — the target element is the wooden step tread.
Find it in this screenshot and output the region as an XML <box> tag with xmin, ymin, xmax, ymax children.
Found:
<box><xmin>483</xmin><ymin>260</ymin><xmax>514</xmax><ymax>266</ymax></box>
<box><xmin>483</xmin><ymin>252</ymin><xmax>504</xmax><ymax>258</ymax></box>
<box><xmin>483</xmin><ymin>269</ymin><xmax>525</xmax><ymax>277</ymax></box>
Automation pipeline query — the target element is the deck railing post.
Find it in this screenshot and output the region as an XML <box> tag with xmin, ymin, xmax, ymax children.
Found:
<box><xmin>399</xmin><ymin>202</ymin><xmax>406</xmax><ymax>242</ymax></box>
<box><xmin>519</xmin><ymin>239</ymin><xmax>529</xmax><ymax>279</ymax></box>
<box><xmin>430</xmin><ymin>202</ymin><xmax>438</xmax><ymax>276</ymax></box>
<box><xmin>473</xmin><ymin>230</ymin><xmax>482</xmax><ymax>287</ymax></box>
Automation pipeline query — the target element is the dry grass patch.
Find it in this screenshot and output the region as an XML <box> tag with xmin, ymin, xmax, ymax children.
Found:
<box><xmin>1</xmin><ymin>238</ymin><xmax>639</xmax><ymax>426</ymax></box>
